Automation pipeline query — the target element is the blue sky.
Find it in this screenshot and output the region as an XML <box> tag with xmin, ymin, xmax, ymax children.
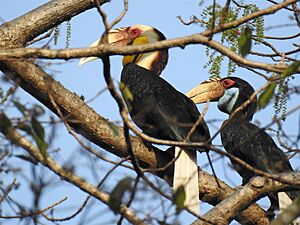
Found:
<box><xmin>1</xmin><ymin>1</ymin><xmax>300</xmax><ymax>224</ymax></box>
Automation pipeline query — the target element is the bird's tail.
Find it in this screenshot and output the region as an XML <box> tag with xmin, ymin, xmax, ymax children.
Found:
<box><xmin>278</xmin><ymin>192</ymin><xmax>300</xmax><ymax>224</ymax></box>
<box><xmin>278</xmin><ymin>192</ymin><xmax>293</xmax><ymax>210</ymax></box>
<box><xmin>173</xmin><ymin>146</ymin><xmax>199</xmax><ymax>214</ymax></box>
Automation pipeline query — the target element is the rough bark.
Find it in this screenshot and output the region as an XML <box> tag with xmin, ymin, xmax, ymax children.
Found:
<box><xmin>3</xmin><ymin>0</ymin><xmax>297</xmax><ymax>224</ymax></box>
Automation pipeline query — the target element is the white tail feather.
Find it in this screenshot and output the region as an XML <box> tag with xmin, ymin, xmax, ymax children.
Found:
<box><xmin>278</xmin><ymin>192</ymin><xmax>292</xmax><ymax>210</ymax></box>
<box><xmin>278</xmin><ymin>192</ymin><xmax>300</xmax><ymax>224</ymax></box>
<box><xmin>173</xmin><ymin>146</ymin><xmax>199</xmax><ymax>214</ymax></box>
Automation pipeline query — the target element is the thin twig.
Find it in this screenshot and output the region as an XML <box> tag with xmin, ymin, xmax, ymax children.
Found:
<box><xmin>209</xmin><ymin>0</ymin><xmax>217</xmax><ymax>41</ymax></box>
<box><xmin>0</xmin><ymin>179</ymin><xmax>17</xmax><ymax>204</ymax></box>
<box><xmin>185</xmin><ymin>101</ymin><xmax>210</xmax><ymax>142</ymax></box>
<box><xmin>27</xmin><ymin>28</ymin><xmax>55</xmax><ymax>46</ymax></box>
<box><xmin>110</xmin><ymin>0</ymin><xmax>128</xmax><ymax>30</ymax></box>
<box><xmin>48</xmin><ymin>93</ymin><xmax>134</xmax><ymax>171</ymax></box>
<box><xmin>42</xmin><ymin>158</ymin><xmax>129</xmax><ymax>222</ymax></box>
<box><xmin>117</xmin><ymin>176</ymin><xmax>140</xmax><ymax>225</ymax></box>
<box><xmin>1</xmin><ymin>197</ymin><xmax>67</xmax><ymax>219</ymax></box>
<box><xmin>220</xmin><ymin>0</ymin><xmax>231</xmax><ymax>25</ymax></box>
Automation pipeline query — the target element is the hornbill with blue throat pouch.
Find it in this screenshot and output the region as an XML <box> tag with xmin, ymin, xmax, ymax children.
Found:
<box><xmin>186</xmin><ymin>77</ymin><xmax>299</xmax><ymax>218</ymax></box>
<box><xmin>80</xmin><ymin>25</ymin><xmax>211</xmax><ymax>213</ymax></box>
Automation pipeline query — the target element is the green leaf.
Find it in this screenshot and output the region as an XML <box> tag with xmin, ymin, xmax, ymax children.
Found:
<box><xmin>0</xmin><ymin>112</ymin><xmax>12</xmax><ymax>135</ymax></box>
<box><xmin>119</xmin><ymin>82</ymin><xmax>133</xmax><ymax>111</ymax></box>
<box><xmin>119</xmin><ymin>82</ymin><xmax>133</xmax><ymax>101</ymax></box>
<box><xmin>238</xmin><ymin>27</ymin><xmax>252</xmax><ymax>57</ymax></box>
<box><xmin>173</xmin><ymin>185</ymin><xmax>186</xmax><ymax>213</ymax></box>
<box><xmin>32</xmin><ymin>133</ymin><xmax>48</xmax><ymax>159</ymax></box>
<box><xmin>13</xmin><ymin>101</ymin><xmax>27</xmax><ymax>115</ymax></box>
<box><xmin>108</xmin><ymin>177</ymin><xmax>131</xmax><ymax>214</ymax></box>
<box><xmin>258</xmin><ymin>82</ymin><xmax>276</xmax><ymax>109</ymax></box>
<box><xmin>31</xmin><ymin>116</ymin><xmax>48</xmax><ymax>158</ymax></box>
<box><xmin>31</xmin><ymin>116</ymin><xmax>45</xmax><ymax>139</ymax></box>
<box><xmin>281</xmin><ymin>61</ymin><xmax>300</xmax><ymax>79</ymax></box>
<box><xmin>32</xmin><ymin>104</ymin><xmax>45</xmax><ymax>117</ymax></box>
<box><xmin>16</xmin><ymin>121</ymin><xmax>32</xmax><ymax>134</ymax></box>
<box><xmin>296</xmin><ymin>193</ymin><xmax>300</xmax><ymax>205</ymax></box>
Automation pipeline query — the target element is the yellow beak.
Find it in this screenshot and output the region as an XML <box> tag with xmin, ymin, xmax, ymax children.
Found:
<box><xmin>186</xmin><ymin>78</ymin><xmax>225</xmax><ymax>104</ymax></box>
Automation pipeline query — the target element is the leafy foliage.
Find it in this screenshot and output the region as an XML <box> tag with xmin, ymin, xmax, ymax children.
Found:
<box><xmin>119</xmin><ymin>82</ymin><xmax>134</xmax><ymax>112</ymax></box>
<box><xmin>272</xmin><ymin>62</ymin><xmax>299</xmax><ymax>120</ymax></box>
<box><xmin>66</xmin><ymin>20</ymin><xmax>71</xmax><ymax>48</ymax></box>
<box><xmin>258</xmin><ymin>82</ymin><xmax>276</xmax><ymax>109</ymax></box>
<box><xmin>54</xmin><ymin>25</ymin><xmax>60</xmax><ymax>46</ymax></box>
<box><xmin>238</xmin><ymin>27</ymin><xmax>252</xmax><ymax>57</ymax></box>
<box><xmin>201</xmin><ymin>3</ymin><xmax>264</xmax><ymax>77</ymax></box>
<box><xmin>280</xmin><ymin>61</ymin><xmax>300</xmax><ymax>79</ymax></box>
<box><xmin>31</xmin><ymin>116</ymin><xmax>48</xmax><ymax>158</ymax></box>
<box><xmin>108</xmin><ymin>177</ymin><xmax>132</xmax><ymax>214</ymax></box>
<box><xmin>173</xmin><ymin>185</ymin><xmax>186</xmax><ymax>213</ymax></box>
<box><xmin>3</xmin><ymin>100</ymin><xmax>49</xmax><ymax>157</ymax></box>
<box><xmin>274</xmin><ymin>77</ymin><xmax>289</xmax><ymax>121</ymax></box>
<box><xmin>0</xmin><ymin>112</ymin><xmax>12</xmax><ymax>135</ymax></box>
<box><xmin>53</xmin><ymin>20</ymin><xmax>72</xmax><ymax>48</ymax></box>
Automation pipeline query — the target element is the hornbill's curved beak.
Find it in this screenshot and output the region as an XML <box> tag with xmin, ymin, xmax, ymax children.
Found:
<box><xmin>79</xmin><ymin>28</ymin><xmax>133</xmax><ymax>65</ymax></box>
<box><xmin>186</xmin><ymin>78</ymin><xmax>225</xmax><ymax>104</ymax></box>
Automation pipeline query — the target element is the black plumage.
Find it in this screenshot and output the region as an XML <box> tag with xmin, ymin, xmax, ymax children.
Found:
<box><xmin>218</xmin><ymin>77</ymin><xmax>298</xmax><ymax>215</ymax></box>
<box><xmin>80</xmin><ymin>24</ymin><xmax>209</xmax><ymax>212</ymax></box>
<box><xmin>221</xmin><ymin>118</ymin><xmax>295</xmax><ymax>187</ymax></box>
<box><xmin>121</xmin><ymin>63</ymin><xmax>210</xmax><ymax>144</ymax></box>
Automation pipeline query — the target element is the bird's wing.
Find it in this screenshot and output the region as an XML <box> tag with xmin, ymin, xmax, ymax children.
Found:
<box><xmin>221</xmin><ymin>120</ymin><xmax>293</xmax><ymax>181</ymax></box>
<box><xmin>123</xmin><ymin>64</ymin><xmax>210</xmax><ymax>142</ymax></box>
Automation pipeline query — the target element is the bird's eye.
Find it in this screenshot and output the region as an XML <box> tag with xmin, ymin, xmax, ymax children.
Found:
<box><xmin>221</xmin><ymin>79</ymin><xmax>235</xmax><ymax>88</ymax></box>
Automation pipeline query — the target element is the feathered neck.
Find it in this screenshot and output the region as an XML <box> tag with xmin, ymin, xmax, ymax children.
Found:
<box><xmin>134</xmin><ymin>49</ymin><xmax>168</xmax><ymax>76</ymax></box>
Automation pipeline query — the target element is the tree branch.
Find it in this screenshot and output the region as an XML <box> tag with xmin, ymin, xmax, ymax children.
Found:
<box><xmin>0</xmin><ymin>34</ymin><xmax>299</xmax><ymax>74</ymax></box>
<box><xmin>0</xmin><ymin>0</ymin><xmax>103</xmax><ymax>47</ymax></box>
<box><xmin>201</xmin><ymin>0</ymin><xmax>297</xmax><ymax>37</ymax></box>
<box><xmin>0</xmin><ymin>0</ymin><xmax>294</xmax><ymax>224</ymax></box>
<box><xmin>270</xmin><ymin>196</ymin><xmax>300</xmax><ymax>225</ymax></box>
<box><xmin>0</xmin><ymin>117</ymin><xmax>146</xmax><ymax>225</ymax></box>
<box><xmin>193</xmin><ymin>175</ymin><xmax>300</xmax><ymax>225</ymax></box>
<box><xmin>0</xmin><ymin>0</ymin><xmax>298</xmax><ymax>75</ymax></box>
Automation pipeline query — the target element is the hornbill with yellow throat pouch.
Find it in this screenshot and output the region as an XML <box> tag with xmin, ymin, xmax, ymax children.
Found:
<box><xmin>186</xmin><ymin>77</ymin><xmax>299</xmax><ymax>218</ymax></box>
<box><xmin>80</xmin><ymin>25</ymin><xmax>211</xmax><ymax>213</ymax></box>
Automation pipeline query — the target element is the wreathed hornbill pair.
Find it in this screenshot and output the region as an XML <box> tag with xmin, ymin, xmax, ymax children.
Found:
<box><xmin>80</xmin><ymin>24</ymin><xmax>297</xmax><ymax>216</ymax></box>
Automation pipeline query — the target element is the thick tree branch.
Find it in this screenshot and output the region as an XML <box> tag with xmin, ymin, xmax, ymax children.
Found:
<box><xmin>0</xmin><ymin>0</ymin><xmax>102</xmax><ymax>48</ymax></box>
<box><xmin>0</xmin><ymin>34</ymin><xmax>299</xmax><ymax>75</ymax></box>
<box><xmin>194</xmin><ymin>175</ymin><xmax>300</xmax><ymax>225</ymax></box>
<box><xmin>0</xmin><ymin>0</ymin><xmax>298</xmax><ymax>75</ymax></box>
<box><xmin>0</xmin><ymin>0</ymin><xmax>295</xmax><ymax>224</ymax></box>
<box><xmin>0</xmin><ymin>58</ymin><xmax>270</xmax><ymax>224</ymax></box>
<box><xmin>0</xmin><ymin>118</ymin><xmax>146</xmax><ymax>225</ymax></box>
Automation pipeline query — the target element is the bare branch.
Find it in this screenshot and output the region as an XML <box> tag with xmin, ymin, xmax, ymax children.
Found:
<box><xmin>201</xmin><ymin>0</ymin><xmax>298</xmax><ymax>37</ymax></box>
<box><xmin>0</xmin><ymin>120</ymin><xmax>146</xmax><ymax>225</ymax></box>
<box><xmin>0</xmin><ymin>0</ymin><xmax>298</xmax><ymax>75</ymax></box>
<box><xmin>1</xmin><ymin>197</ymin><xmax>67</xmax><ymax>219</ymax></box>
<box><xmin>0</xmin><ymin>0</ymin><xmax>104</xmax><ymax>47</ymax></box>
<box><xmin>193</xmin><ymin>174</ymin><xmax>300</xmax><ymax>225</ymax></box>
<box><xmin>1</xmin><ymin>0</ymin><xmax>298</xmax><ymax>224</ymax></box>
<box><xmin>0</xmin><ymin>179</ymin><xmax>17</xmax><ymax>204</ymax></box>
<box><xmin>1</xmin><ymin>36</ymin><xmax>299</xmax><ymax>75</ymax></box>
